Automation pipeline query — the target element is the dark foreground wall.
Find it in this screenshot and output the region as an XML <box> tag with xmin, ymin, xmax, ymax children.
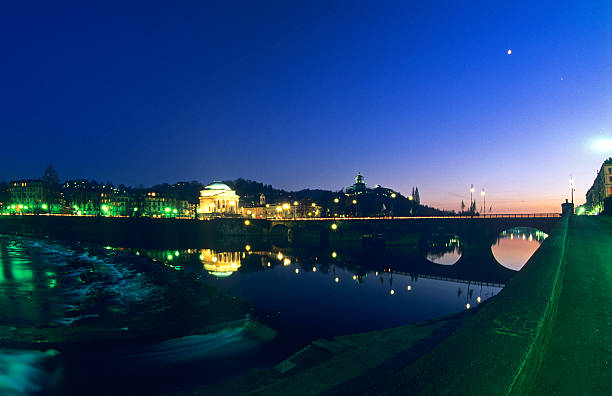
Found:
<box><xmin>0</xmin><ymin>216</ymin><xmax>261</xmax><ymax>248</ymax></box>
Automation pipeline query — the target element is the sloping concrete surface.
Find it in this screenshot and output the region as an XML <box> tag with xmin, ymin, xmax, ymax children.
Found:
<box><xmin>529</xmin><ymin>216</ymin><xmax>612</xmax><ymax>394</ymax></box>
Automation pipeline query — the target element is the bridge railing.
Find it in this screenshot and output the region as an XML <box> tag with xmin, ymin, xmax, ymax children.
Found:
<box><xmin>270</xmin><ymin>213</ymin><xmax>562</xmax><ymax>221</ymax></box>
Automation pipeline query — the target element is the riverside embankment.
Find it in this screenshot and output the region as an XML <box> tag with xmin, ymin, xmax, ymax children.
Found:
<box><xmin>177</xmin><ymin>216</ymin><xmax>570</xmax><ymax>395</ymax></box>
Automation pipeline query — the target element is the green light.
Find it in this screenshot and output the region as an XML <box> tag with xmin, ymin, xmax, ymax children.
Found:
<box><xmin>133</xmin><ymin>207</ymin><xmax>138</xmax><ymax>211</ymax></box>
<box><xmin>167</xmin><ymin>254</ymin><xmax>173</xmax><ymax>260</ymax></box>
<box><xmin>174</xmin><ymin>250</ymin><xmax>180</xmax><ymax>257</ymax></box>
<box><xmin>172</xmin><ymin>209</ymin><xmax>178</xmax><ymax>214</ymax></box>
<box><xmin>11</xmin><ymin>205</ymin><xmax>15</xmax><ymax>209</ymax></box>
<box><xmin>165</xmin><ymin>207</ymin><xmax>171</xmax><ymax>213</ymax></box>
<box><xmin>23</xmin><ymin>205</ymin><xmax>28</xmax><ymax>209</ymax></box>
<box><xmin>102</xmin><ymin>205</ymin><xmax>109</xmax><ymax>212</ymax></box>
<box><xmin>73</xmin><ymin>205</ymin><xmax>78</xmax><ymax>210</ymax></box>
<box><xmin>42</xmin><ymin>204</ymin><xmax>48</xmax><ymax>210</ymax></box>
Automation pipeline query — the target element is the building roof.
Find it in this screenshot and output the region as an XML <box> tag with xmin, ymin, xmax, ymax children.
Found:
<box><xmin>204</xmin><ymin>182</ymin><xmax>232</xmax><ymax>191</ymax></box>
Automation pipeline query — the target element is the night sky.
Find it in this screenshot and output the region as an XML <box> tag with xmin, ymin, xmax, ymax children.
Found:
<box><xmin>1</xmin><ymin>1</ymin><xmax>610</xmax><ymax>212</ymax></box>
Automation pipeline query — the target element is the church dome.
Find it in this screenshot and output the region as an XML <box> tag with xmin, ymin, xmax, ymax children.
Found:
<box><xmin>204</xmin><ymin>181</ymin><xmax>232</xmax><ymax>191</ymax></box>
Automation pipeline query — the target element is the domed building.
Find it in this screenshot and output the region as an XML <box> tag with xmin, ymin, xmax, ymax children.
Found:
<box><xmin>198</xmin><ymin>182</ymin><xmax>240</xmax><ymax>215</ymax></box>
<box><xmin>346</xmin><ymin>172</ymin><xmax>368</xmax><ymax>194</ymax></box>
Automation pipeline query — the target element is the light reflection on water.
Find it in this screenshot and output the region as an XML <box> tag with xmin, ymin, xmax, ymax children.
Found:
<box><xmin>492</xmin><ymin>228</ymin><xmax>548</xmax><ymax>271</ymax></box>
<box><xmin>134</xmin><ymin>246</ymin><xmax>502</xmax><ymax>337</ymax></box>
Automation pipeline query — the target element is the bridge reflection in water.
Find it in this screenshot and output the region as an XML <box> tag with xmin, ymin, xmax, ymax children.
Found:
<box><xmin>126</xmin><ymin>232</ymin><xmax>547</xmax><ymax>337</ymax></box>
<box><xmin>492</xmin><ymin>227</ymin><xmax>548</xmax><ymax>270</ymax></box>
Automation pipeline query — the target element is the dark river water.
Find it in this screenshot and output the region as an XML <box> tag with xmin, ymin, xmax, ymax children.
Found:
<box><xmin>0</xmin><ymin>227</ymin><xmax>547</xmax><ymax>395</ymax></box>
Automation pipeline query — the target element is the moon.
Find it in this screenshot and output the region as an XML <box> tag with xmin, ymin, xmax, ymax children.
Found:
<box><xmin>507</xmin><ymin>49</ymin><xmax>512</xmax><ymax>55</ymax></box>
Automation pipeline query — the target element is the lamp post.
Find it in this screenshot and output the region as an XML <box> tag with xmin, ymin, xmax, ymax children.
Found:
<box><xmin>481</xmin><ymin>188</ymin><xmax>486</xmax><ymax>215</ymax></box>
<box><xmin>569</xmin><ymin>177</ymin><xmax>575</xmax><ymax>204</ymax></box>
<box><xmin>470</xmin><ymin>184</ymin><xmax>474</xmax><ymax>213</ymax></box>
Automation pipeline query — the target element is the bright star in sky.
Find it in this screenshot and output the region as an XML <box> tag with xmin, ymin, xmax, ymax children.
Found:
<box><xmin>507</xmin><ymin>49</ymin><xmax>512</xmax><ymax>55</ymax></box>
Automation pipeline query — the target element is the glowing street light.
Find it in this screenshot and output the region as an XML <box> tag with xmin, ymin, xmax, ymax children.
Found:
<box><xmin>333</xmin><ymin>198</ymin><xmax>339</xmax><ymax>203</ymax></box>
<box><xmin>331</xmin><ymin>223</ymin><xmax>338</xmax><ymax>230</ymax></box>
<box><xmin>481</xmin><ymin>188</ymin><xmax>486</xmax><ymax>215</ymax></box>
<box><xmin>391</xmin><ymin>193</ymin><xmax>396</xmax><ymax>198</ymax></box>
<box><xmin>41</xmin><ymin>204</ymin><xmax>48</xmax><ymax>210</ymax></box>
<box><xmin>470</xmin><ymin>184</ymin><xmax>474</xmax><ymax>212</ymax></box>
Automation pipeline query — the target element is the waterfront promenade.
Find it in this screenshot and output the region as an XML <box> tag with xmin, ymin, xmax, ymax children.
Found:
<box><xmin>529</xmin><ymin>215</ymin><xmax>612</xmax><ymax>394</ymax></box>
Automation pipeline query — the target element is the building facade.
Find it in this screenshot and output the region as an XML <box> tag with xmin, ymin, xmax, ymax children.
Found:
<box><xmin>586</xmin><ymin>157</ymin><xmax>612</xmax><ymax>213</ymax></box>
<box><xmin>198</xmin><ymin>182</ymin><xmax>240</xmax><ymax>215</ymax></box>
<box><xmin>8</xmin><ymin>180</ymin><xmax>59</xmax><ymax>213</ymax></box>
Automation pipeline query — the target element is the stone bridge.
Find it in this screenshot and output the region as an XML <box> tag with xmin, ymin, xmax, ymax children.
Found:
<box><xmin>247</xmin><ymin>214</ymin><xmax>562</xmax><ymax>279</ymax></box>
<box><xmin>263</xmin><ymin>214</ymin><xmax>561</xmax><ymax>247</ymax></box>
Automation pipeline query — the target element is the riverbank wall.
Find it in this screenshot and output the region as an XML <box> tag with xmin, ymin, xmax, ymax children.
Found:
<box><xmin>367</xmin><ymin>215</ymin><xmax>569</xmax><ymax>395</ymax></box>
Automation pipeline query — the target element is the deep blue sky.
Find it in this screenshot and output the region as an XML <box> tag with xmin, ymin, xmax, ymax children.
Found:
<box><xmin>1</xmin><ymin>1</ymin><xmax>610</xmax><ymax>211</ymax></box>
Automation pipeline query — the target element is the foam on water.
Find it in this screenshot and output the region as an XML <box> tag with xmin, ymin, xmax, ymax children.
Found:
<box><xmin>0</xmin><ymin>349</ymin><xmax>60</xmax><ymax>396</ymax></box>
<box><xmin>5</xmin><ymin>237</ymin><xmax>158</xmax><ymax>326</ymax></box>
<box><xmin>126</xmin><ymin>324</ymin><xmax>262</xmax><ymax>366</ymax></box>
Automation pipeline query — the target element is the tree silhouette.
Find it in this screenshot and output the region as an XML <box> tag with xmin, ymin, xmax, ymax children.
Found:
<box><xmin>42</xmin><ymin>165</ymin><xmax>59</xmax><ymax>186</ymax></box>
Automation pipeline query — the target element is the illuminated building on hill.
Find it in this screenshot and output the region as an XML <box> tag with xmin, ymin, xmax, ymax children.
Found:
<box><xmin>346</xmin><ymin>172</ymin><xmax>367</xmax><ymax>194</ymax></box>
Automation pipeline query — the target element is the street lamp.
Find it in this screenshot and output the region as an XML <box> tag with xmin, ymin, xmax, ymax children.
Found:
<box><xmin>470</xmin><ymin>184</ymin><xmax>474</xmax><ymax>212</ymax></box>
<box><xmin>481</xmin><ymin>188</ymin><xmax>486</xmax><ymax>215</ymax></box>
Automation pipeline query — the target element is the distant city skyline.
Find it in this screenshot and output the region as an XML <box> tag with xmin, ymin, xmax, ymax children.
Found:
<box><xmin>1</xmin><ymin>1</ymin><xmax>610</xmax><ymax>213</ymax></box>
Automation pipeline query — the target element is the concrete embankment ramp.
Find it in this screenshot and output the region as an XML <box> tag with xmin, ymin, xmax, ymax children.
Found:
<box><xmin>528</xmin><ymin>215</ymin><xmax>612</xmax><ymax>394</ymax></box>
<box><xmin>366</xmin><ymin>216</ymin><xmax>569</xmax><ymax>395</ymax></box>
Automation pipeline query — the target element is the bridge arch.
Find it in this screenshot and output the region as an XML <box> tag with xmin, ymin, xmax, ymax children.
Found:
<box><xmin>270</xmin><ymin>224</ymin><xmax>290</xmax><ymax>239</ymax></box>
<box><xmin>338</xmin><ymin>224</ymin><xmax>378</xmax><ymax>246</ymax></box>
<box><xmin>294</xmin><ymin>224</ymin><xmax>330</xmax><ymax>246</ymax></box>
